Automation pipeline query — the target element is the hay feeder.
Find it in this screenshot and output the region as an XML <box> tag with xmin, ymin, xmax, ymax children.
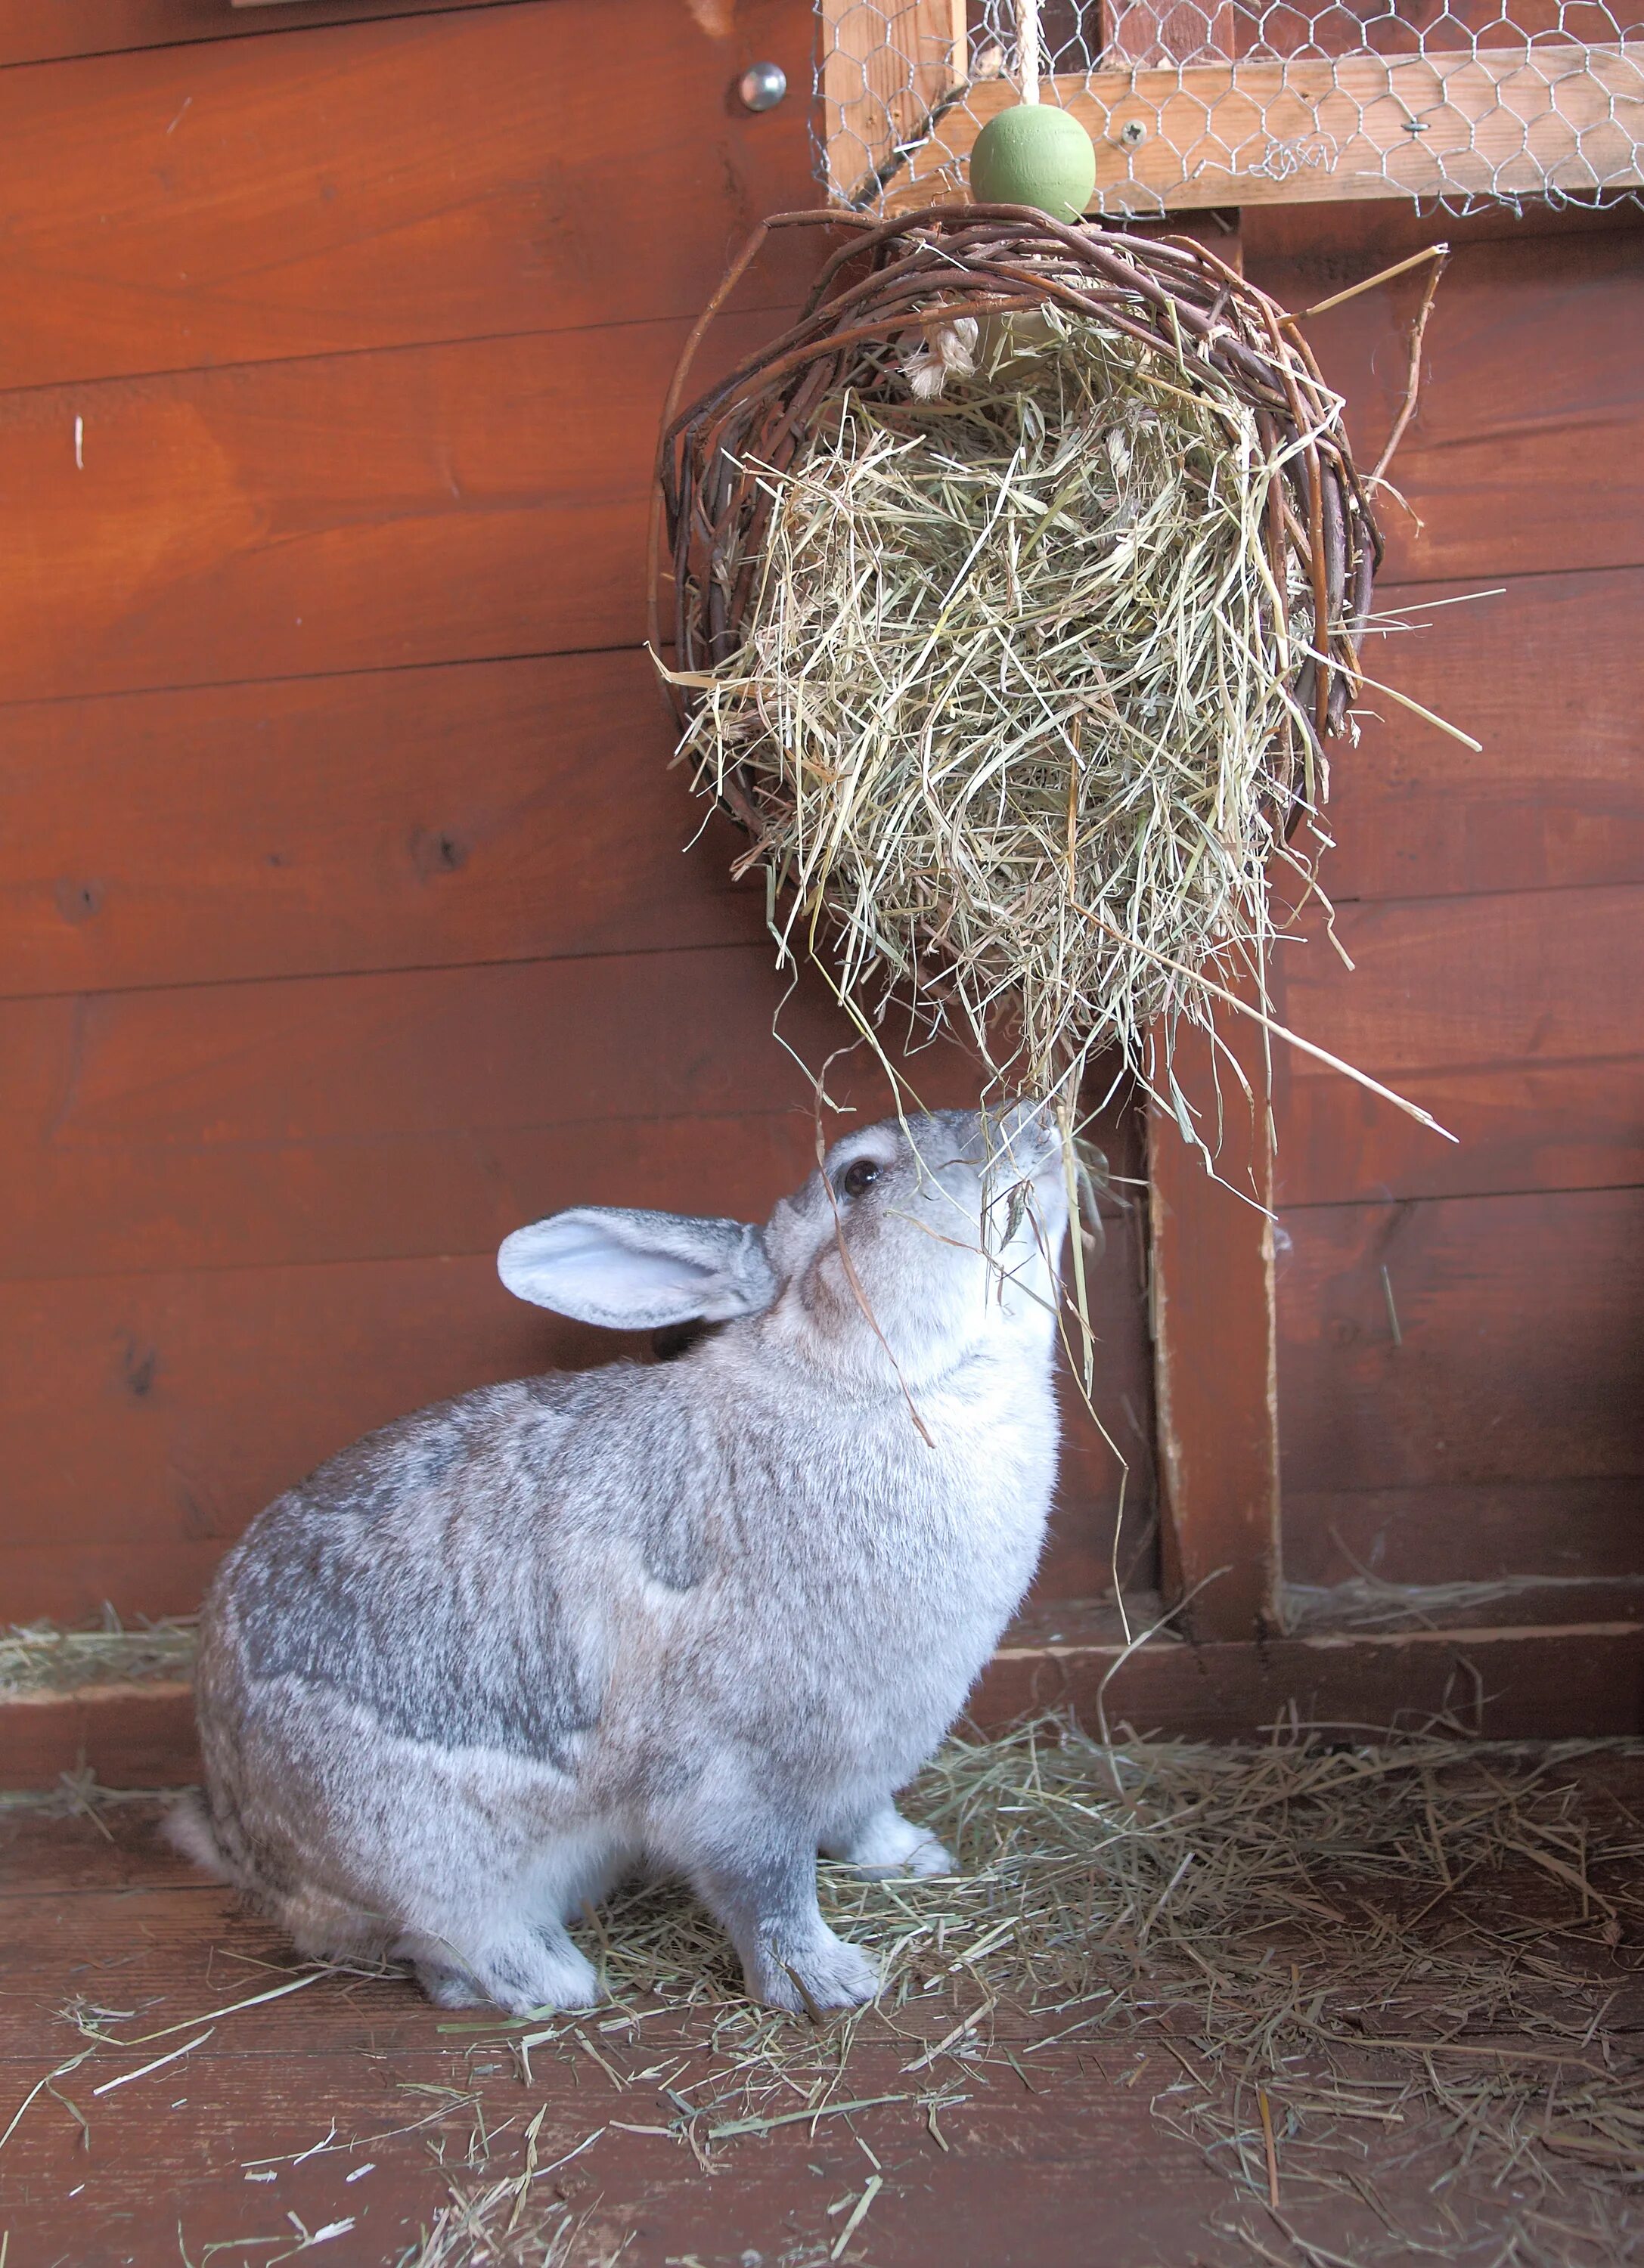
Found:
<box><xmin>655</xmin><ymin>206</ymin><xmax>1385</xmax><ymax>1135</ymax></box>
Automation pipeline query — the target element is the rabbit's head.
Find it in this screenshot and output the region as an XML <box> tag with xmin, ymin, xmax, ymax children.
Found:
<box><xmin>499</xmin><ymin>1103</ymin><xmax>1067</xmax><ymax>1392</ymax></box>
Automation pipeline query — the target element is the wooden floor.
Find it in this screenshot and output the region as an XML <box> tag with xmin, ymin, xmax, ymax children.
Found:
<box><xmin>4</xmin><ymin>1781</ymin><xmax>1643</xmax><ymax>2268</ymax></box>
<box><xmin>0</xmin><ymin>1799</ymin><xmax>1230</xmax><ymax>2267</ymax></box>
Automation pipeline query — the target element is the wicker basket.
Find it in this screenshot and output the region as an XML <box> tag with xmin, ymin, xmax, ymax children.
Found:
<box><xmin>653</xmin><ymin>205</ymin><xmax>1381</xmax><ymax>852</ymax></box>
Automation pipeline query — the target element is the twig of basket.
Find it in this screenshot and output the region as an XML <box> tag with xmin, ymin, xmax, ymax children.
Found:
<box><xmin>1371</xmin><ymin>247</ymin><xmax>1450</xmax><ymax>488</ymax></box>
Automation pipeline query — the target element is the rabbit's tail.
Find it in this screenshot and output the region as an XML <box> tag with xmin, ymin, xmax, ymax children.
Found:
<box><xmin>162</xmin><ymin>1789</ymin><xmax>247</xmax><ymax>1888</ymax></box>
<box><xmin>163</xmin><ymin>1788</ymin><xmax>392</xmax><ymax>1966</ymax></box>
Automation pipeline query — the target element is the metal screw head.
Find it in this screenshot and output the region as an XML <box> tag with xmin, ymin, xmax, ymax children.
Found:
<box><xmin>737</xmin><ymin>60</ymin><xmax>786</xmax><ymax>113</ymax></box>
<box><xmin>1119</xmin><ymin>118</ymin><xmax>1148</xmax><ymax>148</ymax></box>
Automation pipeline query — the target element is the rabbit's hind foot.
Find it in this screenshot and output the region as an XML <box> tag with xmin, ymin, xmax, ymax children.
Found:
<box><xmin>395</xmin><ymin>1920</ymin><xmax>602</xmax><ymax>2018</ymax></box>
<box><xmin>824</xmin><ymin>1803</ymin><xmax>954</xmax><ymax>1880</ymax></box>
<box><xmin>280</xmin><ymin>1885</ymin><xmax>393</xmax><ymax>1967</ymax></box>
<box><xmin>411</xmin><ymin>1958</ymin><xmax>491</xmax><ymax>2009</ymax></box>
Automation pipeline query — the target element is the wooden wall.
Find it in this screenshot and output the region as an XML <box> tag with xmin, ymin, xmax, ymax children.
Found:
<box><xmin>0</xmin><ymin>0</ymin><xmax>1154</xmax><ymax>1628</ymax></box>
<box><xmin>2</xmin><ymin>0</ymin><xmax>1637</xmax><ymax>1667</ymax></box>
<box><xmin>1244</xmin><ymin>206</ymin><xmax>1644</xmax><ymax>1607</ymax></box>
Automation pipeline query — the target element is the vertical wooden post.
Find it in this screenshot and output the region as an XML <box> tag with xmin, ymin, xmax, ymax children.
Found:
<box><xmin>1147</xmin><ymin>981</ymin><xmax>1283</xmax><ymax>1641</ymax></box>
<box><xmin>819</xmin><ymin>0</ymin><xmax>969</xmax><ymax>202</ymax></box>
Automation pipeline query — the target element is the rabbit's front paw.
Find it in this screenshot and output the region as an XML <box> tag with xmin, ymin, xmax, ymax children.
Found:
<box><xmin>749</xmin><ymin>1926</ymin><xmax>879</xmax><ymax>2015</ymax></box>
<box><xmin>489</xmin><ymin>1930</ymin><xmax>603</xmax><ymax>2018</ymax></box>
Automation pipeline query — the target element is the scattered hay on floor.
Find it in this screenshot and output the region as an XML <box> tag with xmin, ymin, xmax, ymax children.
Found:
<box><xmin>17</xmin><ymin>1720</ymin><xmax>1644</xmax><ymax>2265</ymax></box>
<box><xmin>395</xmin><ymin>2176</ymin><xmax>612</xmax><ymax>2268</ymax></box>
<box><xmin>495</xmin><ymin>1718</ymin><xmax>1643</xmax><ymax>2263</ymax></box>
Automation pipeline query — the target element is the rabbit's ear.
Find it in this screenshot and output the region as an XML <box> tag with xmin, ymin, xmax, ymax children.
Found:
<box><xmin>498</xmin><ymin>1208</ymin><xmax>776</xmax><ymax>1331</ymax></box>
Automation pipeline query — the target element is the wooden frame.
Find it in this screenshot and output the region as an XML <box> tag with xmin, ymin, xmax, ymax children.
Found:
<box><xmin>893</xmin><ymin>47</ymin><xmax>1644</xmax><ymax>212</ymax></box>
<box><xmin>820</xmin><ymin>0</ymin><xmax>969</xmax><ymax>200</ymax></box>
<box><xmin>1148</xmin><ymin>1002</ymin><xmax>1283</xmax><ymax>1645</ymax></box>
<box><xmin>817</xmin><ymin>5</ymin><xmax>1644</xmax><ymax>213</ymax></box>
<box><xmin>13</xmin><ymin>1616</ymin><xmax>1644</xmax><ymax>1789</ymax></box>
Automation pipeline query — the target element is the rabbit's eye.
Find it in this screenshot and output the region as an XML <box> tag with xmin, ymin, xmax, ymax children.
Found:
<box><xmin>840</xmin><ymin>1158</ymin><xmax>882</xmax><ymax>1199</ymax></box>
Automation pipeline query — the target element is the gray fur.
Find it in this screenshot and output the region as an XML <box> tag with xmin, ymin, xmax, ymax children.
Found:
<box><xmin>182</xmin><ymin>1104</ymin><xmax>1069</xmax><ymax>2017</ymax></box>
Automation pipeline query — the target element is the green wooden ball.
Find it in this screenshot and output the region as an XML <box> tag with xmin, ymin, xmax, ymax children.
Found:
<box><xmin>968</xmin><ymin>102</ymin><xmax>1097</xmax><ymax>224</ymax></box>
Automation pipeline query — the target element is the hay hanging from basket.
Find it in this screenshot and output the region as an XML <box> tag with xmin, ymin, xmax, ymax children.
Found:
<box><xmin>654</xmin><ymin>208</ymin><xmax>1407</xmax><ymax>1139</ymax></box>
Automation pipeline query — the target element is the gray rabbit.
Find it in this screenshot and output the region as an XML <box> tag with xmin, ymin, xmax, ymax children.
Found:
<box><xmin>172</xmin><ymin>1102</ymin><xmax>1069</xmax><ymax>2016</ymax></box>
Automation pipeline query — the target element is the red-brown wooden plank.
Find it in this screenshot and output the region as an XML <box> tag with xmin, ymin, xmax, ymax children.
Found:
<box><xmin>0</xmin><ymin>946</ymin><xmax>1148</xmax><ymax>1285</ymax></box>
<box><xmin>0</xmin><ymin>1176</ymin><xmax>1153</xmax><ymax>1626</ymax></box>
<box><xmin>1128</xmin><ymin>219</ymin><xmax>1278</xmax><ymax>1650</ymax></box>
<box><xmin>1279</xmin><ymin>884</ymin><xmax>1640</xmax><ymax>1080</ymax></box>
<box><xmin>14</xmin><ymin>1613</ymin><xmax>1644</xmax><ymax>1791</ymax></box>
<box><xmin>0</xmin><ymin>1248</ymin><xmax>1150</xmax><ymax>1623</ymax></box>
<box><xmin>0</xmin><ymin>308</ymin><xmax>783</xmax><ymax>704</ymax></box>
<box><xmin>1269</xmin><ymin>885</ymin><xmax>1644</xmax><ymax>1205</ymax></box>
<box><xmin>1320</xmin><ymin>568</ymin><xmax>1644</xmax><ymax>903</ymax></box>
<box><xmin>1253</xmin><ymin>208</ymin><xmax>1644</xmax><ymax>1622</ymax></box>
<box><xmin>1277</xmin><ymin>1187</ymin><xmax>1644</xmax><ymax>1504</ymax></box>
<box><xmin>0</xmin><ymin>1787</ymin><xmax>209</xmax><ymax>1883</ymax></box>
<box><xmin>0</xmin><ymin>652</ymin><xmax>771</xmax><ymax>999</ymax></box>
<box><xmin>11</xmin><ymin>560</ymin><xmax>1631</xmax><ymax>1004</ymax></box>
<box><xmin>1274</xmin><ymin>1058</ymin><xmax>1644</xmax><ymax>1210</ymax></box>
<box><xmin>1042</xmin><ymin>1197</ymin><xmax>1159</xmax><ymax>1606</ymax></box>
<box><xmin>0</xmin><ymin>937</ymin><xmax>1152</xmax><ymax>1611</ymax></box>
<box><xmin>6</xmin><ymin>230</ymin><xmax>1642</xmax><ymax>710</ymax></box>
<box><xmin>1246</xmin><ymin>222</ymin><xmax>1644</xmax><ymax>585</ymax></box>
<box><xmin>0</xmin><ymin>2010</ymin><xmax>1232</xmax><ymax>2268</ymax></box>
<box><xmin>0</xmin><ymin>0</ymin><xmax>534</xmax><ymax>68</ymax></box>
<box><xmin>1251</xmin><ymin>218</ymin><xmax>1644</xmax><ymax>451</ymax></box>
<box><xmin>1284</xmin><ymin>1476</ymin><xmax>1644</xmax><ymax>1588</ymax></box>
<box><xmin>0</xmin><ymin>947</ymin><xmax>989</xmax><ymax>1278</ymax></box>
<box><xmin>2</xmin><ymin>1684</ymin><xmax>197</xmax><ymax>1792</ymax></box>
<box><xmin>0</xmin><ymin>1253</ymin><xmax>676</xmax><ymax>1621</ymax></box>
<box><xmin>0</xmin><ymin>0</ymin><xmax>817</xmax><ymax>391</ymax></box>
<box><xmin>1239</xmin><ymin>181</ymin><xmax>1640</xmax><ymax>270</ymax></box>
<box><xmin>987</xmin><ymin>1616</ymin><xmax>1644</xmax><ymax>1740</ymax></box>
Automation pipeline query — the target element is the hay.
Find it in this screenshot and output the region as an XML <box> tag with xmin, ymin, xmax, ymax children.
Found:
<box><xmin>405</xmin><ymin>1719</ymin><xmax>1644</xmax><ymax>2260</ymax></box>
<box><xmin>396</xmin><ymin>2164</ymin><xmax>610</xmax><ymax>2268</ymax></box>
<box><xmin>0</xmin><ymin>1611</ymin><xmax>197</xmax><ymax>1698</ymax></box>
<box><xmin>656</xmin><ymin>210</ymin><xmax>1390</xmax><ymax>1132</ymax></box>
<box><xmin>676</xmin><ymin>311</ymin><xmax>1304</xmax><ymax>1093</ymax></box>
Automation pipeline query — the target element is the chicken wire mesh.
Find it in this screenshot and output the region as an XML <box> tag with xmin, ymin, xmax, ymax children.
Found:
<box><xmin>817</xmin><ymin>0</ymin><xmax>1644</xmax><ymax>215</ymax></box>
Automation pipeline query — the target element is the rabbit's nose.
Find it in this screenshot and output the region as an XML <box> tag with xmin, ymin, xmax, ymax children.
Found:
<box><xmin>991</xmin><ymin>1096</ymin><xmax>1056</xmax><ymax>1164</ymax></box>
